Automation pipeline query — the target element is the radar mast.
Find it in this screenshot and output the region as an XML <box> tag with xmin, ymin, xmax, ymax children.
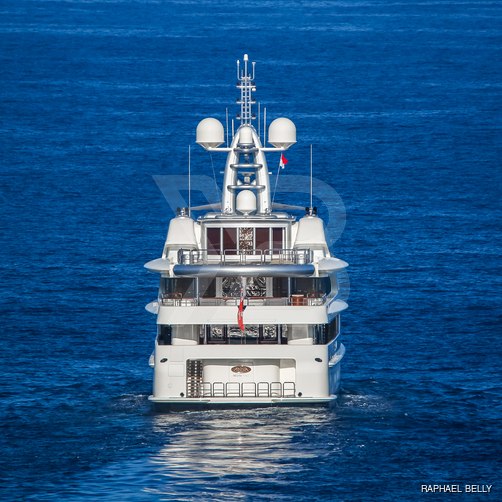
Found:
<box><xmin>236</xmin><ymin>54</ymin><xmax>256</xmax><ymax>125</ymax></box>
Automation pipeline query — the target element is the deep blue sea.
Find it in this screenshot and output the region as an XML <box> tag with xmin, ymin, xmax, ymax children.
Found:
<box><xmin>1</xmin><ymin>1</ymin><xmax>501</xmax><ymax>500</ymax></box>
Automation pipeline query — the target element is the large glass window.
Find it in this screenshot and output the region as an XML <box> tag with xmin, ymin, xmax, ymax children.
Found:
<box><xmin>313</xmin><ymin>317</ymin><xmax>340</xmax><ymax>344</ymax></box>
<box><xmin>206</xmin><ymin>226</ymin><xmax>286</xmax><ymax>253</ymax></box>
<box><xmin>273</xmin><ymin>277</ymin><xmax>289</xmax><ymax>297</ymax></box>
<box><xmin>207</xmin><ymin>324</ymin><xmax>226</xmax><ymax>343</ymax></box>
<box><xmin>222</xmin><ymin>228</ymin><xmax>237</xmax><ymax>254</ymax></box>
<box><xmin>255</xmin><ymin>228</ymin><xmax>269</xmax><ymax>250</ymax></box>
<box><xmin>158</xmin><ymin>325</ymin><xmax>172</xmax><ymax>345</ymax></box>
<box><xmin>207</xmin><ymin>227</ymin><xmax>221</xmax><ymax>255</ymax></box>
<box><xmin>161</xmin><ymin>278</ymin><xmax>195</xmax><ymax>297</ymax></box>
<box><xmin>204</xmin><ymin>324</ymin><xmax>287</xmax><ymax>344</ymax></box>
<box><xmin>199</xmin><ymin>277</ymin><xmax>216</xmax><ymax>298</ymax></box>
<box><xmin>228</xmin><ymin>324</ymin><xmax>259</xmax><ymax>343</ymax></box>
<box><xmin>330</xmin><ymin>315</ymin><xmax>340</xmax><ymax>340</ymax></box>
<box><xmin>272</xmin><ymin>227</ymin><xmax>283</xmax><ymax>250</ymax></box>
<box><xmin>291</xmin><ymin>277</ymin><xmax>330</xmax><ymax>296</ymax></box>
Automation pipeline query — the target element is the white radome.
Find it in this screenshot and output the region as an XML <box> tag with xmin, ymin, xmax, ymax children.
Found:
<box><xmin>238</xmin><ymin>125</ymin><xmax>254</xmax><ymax>145</ymax></box>
<box><xmin>236</xmin><ymin>189</ymin><xmax>257</xmax><ymax>214</ymax></box>
<box><xmin>196</xmin><ymin>117</ymin><xmax>225</xmax><ymax>148</ymax></box>
<box><xmin>268</xmin><ymin>117</ymin><xmax>296</xmax><ymax>149</ymax></box>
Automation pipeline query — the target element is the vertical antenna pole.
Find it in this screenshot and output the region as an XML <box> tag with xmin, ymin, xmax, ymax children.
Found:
<box><xmin>225</xmin><ymin>108</ymin><xmax>229</xmax><ymax>147</ymax></box>
<box><xmin>258</xmin><ymin>102</ymin><xmax>261</xmax><ymax>138</ymax></box>
<box><xmin>188</xmin><ymin>144</ymin><xmax>191</xmax><ymax>217</ymax></box>
<box><xmin>231</xmin><ymin>119</ymin><xmax>235</xmax><ymax>138</ymax></box>
<box><xmin>242</xmin><ymin>55</ymin><xmax>249</xmax><ymax>125</ymax></box>
<box><xmin>310</xmin><ymin>144</ymin><xmax>313</xmax><ymax>209</ymax></box>
<box><xmin>263</xmin><ymin>107</ymin><xmax>267</xmax><ymax>145</ymax></box>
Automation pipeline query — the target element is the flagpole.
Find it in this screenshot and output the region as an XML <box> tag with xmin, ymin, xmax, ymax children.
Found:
<box><xmin>272</xmin><ymin>154</ymin><xmax>282</xmax><ymax>204</ymax></box>
<box><xmin>272</xmin><ymin>153</ymin><xmax>288</xmax><ymax>205</ymax></box>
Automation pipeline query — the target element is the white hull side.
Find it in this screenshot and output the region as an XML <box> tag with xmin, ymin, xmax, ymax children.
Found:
<box><xmin>149</xmin><ymin>340</ymin><xmax>344</xmax><ymax>407</ymax></box>
<box><xmin>148</xmin><ymin>396</ymin><xmax>337</xmax><ymax>407</ymax></box>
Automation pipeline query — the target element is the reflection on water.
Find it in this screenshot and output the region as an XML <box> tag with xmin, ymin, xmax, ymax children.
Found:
<box><xmin>147</xmin><ymin>408</ymin><xmax>340</xmax><ymax>498</ymax></box>
<box><xmin>24</xmin><ymin>393</ymin><xmax>390</xmax><ymax>500</ymax></box>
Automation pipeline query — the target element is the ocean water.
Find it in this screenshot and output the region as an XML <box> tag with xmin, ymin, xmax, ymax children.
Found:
<box><xmin>1</xmin><ymin>0</ymin><xmax>501</xmax><ymax>500</ymax></box>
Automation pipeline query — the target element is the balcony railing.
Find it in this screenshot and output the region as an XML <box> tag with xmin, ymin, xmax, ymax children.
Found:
<box><xmin>177</xmin><ymin>248</ymin><xmax>313</xmax><ymax>266</ymax></box>
<box><xmin>159</xmin><ymin>295</ymin><xmax>326</xmax><ymax>307</ymax></box>
<box><xmin>159</xmin><ymin>296</ymin><xmax>198</xmax><ymax>307</ymax></box>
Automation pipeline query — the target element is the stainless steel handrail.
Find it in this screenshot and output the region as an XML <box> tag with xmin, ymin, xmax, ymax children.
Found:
<box><xmin>160</xmin><ymin>296</ymin><xmax>325</xmax><ymax>307</ymax></box>
<box><xmin>178</xmin><ymin>248</ymin><xmax>313</xmax><ymax>265</ymax></box>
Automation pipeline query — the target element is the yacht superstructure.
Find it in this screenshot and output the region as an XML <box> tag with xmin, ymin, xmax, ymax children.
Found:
<box><xmin>145</xmin><ymin>55</ymin><xmax>348</xmax><ymax>406</ymax></box>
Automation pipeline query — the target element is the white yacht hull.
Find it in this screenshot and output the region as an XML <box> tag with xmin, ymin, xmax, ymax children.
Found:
<box><xmin>144</xmin><ymin>55</ymin><xmax>349</xmax><ymax>409</ymax></box>
<box><xmin>149</xmin><ymin>396</ymin><xmax>337</xmax><ymax>407</ymax></box>
<box><xmin>148</xmin><ymin>341</ymin><xmax>345</xmax><ymax>407</ymax></box>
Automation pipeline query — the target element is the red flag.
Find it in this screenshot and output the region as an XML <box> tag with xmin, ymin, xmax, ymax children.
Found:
<box><xmin>279</xmin><ymin>153</ymin><xmax>288</xmax><ymax>169</ymax></box>
<box><xmin>237</xmin><ymin>297</ymin><xmax>245</xmax><ymax>331</ymax></box>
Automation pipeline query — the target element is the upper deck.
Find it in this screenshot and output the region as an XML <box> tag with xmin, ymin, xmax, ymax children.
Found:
<box><xmin>145</xmin><ymin>53</ymin><xmax>347</xmax><ymax>304</ymax></box>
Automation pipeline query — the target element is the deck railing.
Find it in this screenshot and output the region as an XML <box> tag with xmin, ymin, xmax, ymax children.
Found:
<box><xmin>177</xmin><ymin>248</ymin><xmax>313</xmax><ymax>266</ymax></box>
<box><xmin>159</xmin><ymin>295</ymin><xmax>326</xmax><ymax>307</ymax></box>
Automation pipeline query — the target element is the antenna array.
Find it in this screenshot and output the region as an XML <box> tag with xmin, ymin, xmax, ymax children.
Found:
<box><xmin>236</xmin><ymin>54</ymin><xmax>256</xmax><ymax>125</ymax></box>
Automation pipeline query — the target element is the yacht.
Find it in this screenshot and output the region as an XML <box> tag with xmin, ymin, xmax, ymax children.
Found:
<box><xmin>145</xmin><ymin>55</ymin><xmax>348</xmax><ymax>406</ymax></box>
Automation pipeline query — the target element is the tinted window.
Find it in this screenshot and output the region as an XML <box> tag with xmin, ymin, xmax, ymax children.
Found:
<box><xmin>199</xmin><ymin>277</ymin><xmax>216</xmax><ymax>298</ymax></box>
<box><xmin>273</xmin><ymin>277</ymin><xmax>288</xmax><ymax>297</ymax></box>
<box><xmin>207</xmin><ymin>228</ymin><xmax>221</xmax><ymax>254</ymax></box>
<box><xmin>255</xmin><ymin>228</ymin><xmax>269</xmax><ymax>250</ymax></box>
<box><xmin>272</xmin><ymin>227</ymin><xmax>283</xmax><ymax>250</ymax></box>
<box><xmin>222</xmin><ymin>228</ymin><xmax>237</xmax><ymax>255</ymax></box>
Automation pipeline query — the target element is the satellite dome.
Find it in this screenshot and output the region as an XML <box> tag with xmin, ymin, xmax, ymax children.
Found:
<box><xmin>268</xmin><ymin>117</ymin><xmax>296</xmax><ymax>149</ymax></box>
<box><xmin>196</xmin><ymin>118</ymin><xmax>224</xmax><ymax>149</ymax></box>
<box><xmin>238</xmin><ymin>125</ymin><xmax>254</xmax><ymax>145</ymax></box>
<box><xmin>236</xmin><ymin>189</ymin><xmax>257</xmax><ymax>214</ymax></box>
